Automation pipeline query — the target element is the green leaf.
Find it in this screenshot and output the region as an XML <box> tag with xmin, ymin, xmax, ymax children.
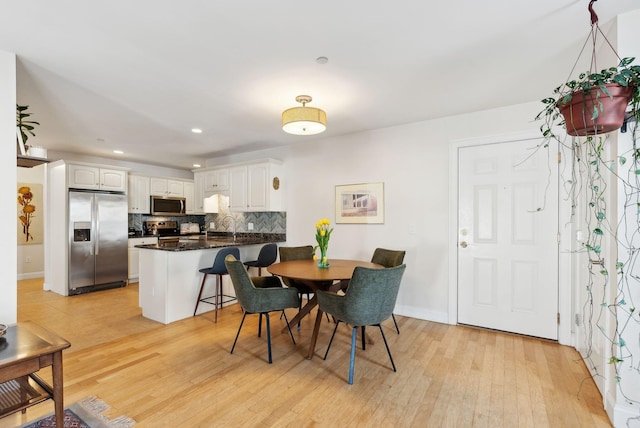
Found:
<box><xmin>593</xmin><ymin>228</ymin><xmax>603</xmax><ymax>235</ymax></box>
<box><xmin>619</xmin><ymin>156</ymin><xmax>627</xmax><ymax>165</ymax></box>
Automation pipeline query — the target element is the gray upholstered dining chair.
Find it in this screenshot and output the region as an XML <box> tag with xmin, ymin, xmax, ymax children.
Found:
<box><xmin>225</xmin><ymin>254</ymin><xmax>300</xmax><ymax>364</ymax></box>
<box><xmin>371</xmin><ymin>248</ymin><xmax>406</xmax><ymax>334</ymax></box>
<box><xmin>317</xmin><ymin>264</ymin><xmax>406</xmax><ymax>384</ymax></box>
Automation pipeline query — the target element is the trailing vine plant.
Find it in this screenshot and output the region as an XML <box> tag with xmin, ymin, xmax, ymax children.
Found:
<box><xmin>532</xmin><ymin>3</ymin><xmax>640</xmax><ymax>419</ymax></box>
<box><xmin>537</xmin><ymin>68</ymin><xmax>640</xmax><ymax>421</ymax></box>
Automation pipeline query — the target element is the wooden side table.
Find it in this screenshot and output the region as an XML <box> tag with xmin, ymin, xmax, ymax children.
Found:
<box><xmin>0</xmin><ymin>321</ymin><xmax>71</xmax><ymax>426</ymax></box>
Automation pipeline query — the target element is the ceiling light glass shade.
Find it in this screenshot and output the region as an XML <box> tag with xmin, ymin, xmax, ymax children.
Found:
<box><xmin>282</xmin><ymin>95</ymin><xmax>327</xmax><ymax>135</ymax></box>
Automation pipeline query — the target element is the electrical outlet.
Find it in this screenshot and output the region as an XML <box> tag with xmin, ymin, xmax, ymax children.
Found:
<box><xmin>25</xmin><ymin>256</ymin><xmax>32</xmax><ymax>263</ymax></box>
<box><xmin>210</xmin><ymin>222</ymin><xmax>215</xmax><ymax>229</ymax></box>
<box><xmin>248</xmin><ymin>222</ymin><xmax>254</xmax><ymax>231</ymax></box>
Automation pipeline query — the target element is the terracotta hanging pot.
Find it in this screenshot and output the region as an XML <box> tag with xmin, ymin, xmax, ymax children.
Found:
<box><xmin>557</xmin><ymin>83</ymin><xmax>635</xmax><ymax>136</ymax></box>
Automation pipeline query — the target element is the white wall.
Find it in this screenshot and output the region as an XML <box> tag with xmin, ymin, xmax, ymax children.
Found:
<box><xmin>17</xmin><ymin>164</ymin><xmax>45</xmax><ymax>279</ymax></box>
<box><xmin>207</xmin><ymin>100</ymin><xmax>542</xmax><ymax>321</ymax></box>
<box><xmin>612</xmin><ymin>9</ymin><xmax>640</xmax><ymax>427</ymax></box>
<box><xmin>1</xmin><ymin>50</ymin><xmax>17</xmax><ymax>323</ymax></box>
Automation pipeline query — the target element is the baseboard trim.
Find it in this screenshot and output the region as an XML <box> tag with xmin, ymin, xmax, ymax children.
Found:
<box><xmin>394</xmin><ymin>305</ymin><xmax>449</xmax><ymax>324</ymax></box>
<box><xmin>17</xmin><ymin>272</ymin><xmax>44</xmax><ymax>280</ymax></box>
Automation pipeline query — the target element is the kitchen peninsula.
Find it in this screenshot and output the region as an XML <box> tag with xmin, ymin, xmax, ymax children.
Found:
<box><xmin>137</xmin><ymin>234</ymin><xmax>285</xmax><ymax>324</ymax></box>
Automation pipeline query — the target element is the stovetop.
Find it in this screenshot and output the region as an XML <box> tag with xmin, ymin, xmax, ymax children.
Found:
<box><xmin>143</xmin><ymin>220</ymin><xmax>179</xmax><ymax>237</ymax></box>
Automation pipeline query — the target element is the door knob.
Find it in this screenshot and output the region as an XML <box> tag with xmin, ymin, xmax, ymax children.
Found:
<box><xmin>459</xmin><ymin>241</ymin><xmax>468</xmax><ymax>248</ymax></box>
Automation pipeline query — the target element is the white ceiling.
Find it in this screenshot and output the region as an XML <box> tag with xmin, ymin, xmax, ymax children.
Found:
<box><xmin>4</xmin><ymin>1</ymin><xmax>639</xmax><ymax>170</ymax></box>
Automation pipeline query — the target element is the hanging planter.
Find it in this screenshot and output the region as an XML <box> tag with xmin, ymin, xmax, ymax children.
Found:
<box><xmin>557</xmin><ymin>83</ymin><xmax>635</xmax><ymax>136</ymax></box>
<box><xmin>537</xmin><ymin>1</ymin><xmax>640</xmax><ymax>139</ymax></box>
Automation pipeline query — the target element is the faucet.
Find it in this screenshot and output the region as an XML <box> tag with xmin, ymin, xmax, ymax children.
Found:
<box><xmin>221</xmin><ymin>215</ymin><xmax>237</xmax><ymax>242</ymax></box>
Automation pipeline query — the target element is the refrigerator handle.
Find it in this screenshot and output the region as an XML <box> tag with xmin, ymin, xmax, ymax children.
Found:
<box><xmin>94</xmin><ymin>196</ymin><xmax>100</xmax><ymax>255</ymax></box>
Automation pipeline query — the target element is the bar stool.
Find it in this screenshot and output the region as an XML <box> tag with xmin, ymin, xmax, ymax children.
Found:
<box><xmin>194</xmin><ymin>247</ymin><xmax>240</xmax><ymax>322</ymax></box>
<box><xmin>243</xmin><ymin>243</ymin><xmax>278</xmax><ymax>276</ymax></box>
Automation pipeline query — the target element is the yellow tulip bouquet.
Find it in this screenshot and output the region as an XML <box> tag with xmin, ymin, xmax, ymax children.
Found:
<box><xmin>313</xmin><ymin>218</ymin><xmax>333</xmax><ymax>268</ymax></box>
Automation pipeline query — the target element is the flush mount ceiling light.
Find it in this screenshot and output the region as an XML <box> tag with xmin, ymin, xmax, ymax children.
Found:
<box><xmin>282</xmin><ymin>95</ymin><xmax>326</xmax><ymax>135</ymax></box>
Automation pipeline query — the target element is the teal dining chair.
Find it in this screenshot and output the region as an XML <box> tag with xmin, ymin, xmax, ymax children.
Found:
<box><xmin>371</xmin><ymin>248</ymin><xmax>406</xmax><ymax>334</ymax></box>
<box><xmin>225</xmin><ymin>254</ymin><xmax>300</xmax><ymax>364</ymax></box>
<box><xmin>317</xmin><ymin>264</ymin><xmax>406</xmax><ymax>384</ymax></box>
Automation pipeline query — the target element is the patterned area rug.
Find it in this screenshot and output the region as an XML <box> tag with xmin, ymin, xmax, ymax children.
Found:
<box><xmin>18</xmin><ymin>396</ymin><xmax>135</xmax><ymax>428</ymax></box>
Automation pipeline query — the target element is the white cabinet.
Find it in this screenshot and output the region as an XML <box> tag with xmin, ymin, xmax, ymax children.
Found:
<box><xmin>128</xmin><ymin>175</ymin><xmax>150</xmax><ymax>214</ymax></box>
<box><xmin>150</xmin><ymin>178</ymin><xmax>185</xmax><ymax>197</ymax></box>
<box><xmin>193</xmin><ymin>168</ymin><xmax>229</xmax><ymax>213</ymax></box>
<box><xmin>203</xmin><ymin>168</ymin><xmax>229</xmax><ymax>193</ymax></box>
<box><xmin>68</xmin><ymin>164</ymin><xmax>127</xmax><ymax>192</ymax></box>
<box><xmin>128</xmin><ymin>237</ymin><xmax>158</xmax><ymax>281</ymax></box>
<box><xmin>193</xmin><ymin>174</ymin><xmax>205</xmax><ymax>213</ymax></box>
<box><xmin>228</xmin><ymin>160</ymin><xmax>283</xmax><ymax>211</ymax></box>
<box><xmin>184</xmin><ymin>181</ymin><xmax>195</xmax><ymax>214</ymax></box>
<box><xmin>229</xmin><ymin>166</ymin><xmax>248</xmax><ymax>211</ymax></box>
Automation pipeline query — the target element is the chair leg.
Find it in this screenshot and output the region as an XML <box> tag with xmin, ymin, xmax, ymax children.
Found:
<box><xmin>348</xmin><ymin>326</ymin><xmax>357</xmax><ymax>385</ymax></box>
<box><xmin>265</xmin><ymin>312</ymin><xmax>272</xmax><ymax>364</ymax></box>
<box><xmin>377</xmin><ymin>324</ymin><xmax>396</xmax><ymax>372</ymax></box>
<box><xmin>193</xmin><ymin>274</ymin><xmax>207</xmax><ymax>316</ymax></box>
<box><xmin>323</xmin><ymin>320</ymin><xmax>341</xmax><ymax>360</ymax></box>
<box><xmin>230</xmin><ymin>312</ymin><xmax>248</xmax><ymax>354</ymax></box>
<box><xmin>258</xmin><ymin>313</ymin><xmax>262</xmax><ymax>337</ymax></box>
<box><xmin>297</xmin><ymin>293</ymin><xmax>306</xmax><ymax>330</ymax></box>
<box><xmin>361</xmin><ymin>326</ymin><xmax>366</xmax><ymax>350</ymax></box>
<box><xmin>392</xmin><ymin>313</ymin><xmax>400</xmax><ymax>334</ymax></box>
<box><xmin>214</xmin><ymin>274</ymin><xmax>221</xmax><ymax>323</ymax></box>
<box><xmin>282</xmin><ymin>311</ymin><xmax>296</xmax><ymax>345</ymax></box>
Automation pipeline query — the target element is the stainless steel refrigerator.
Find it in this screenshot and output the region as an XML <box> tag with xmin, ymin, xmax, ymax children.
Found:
<box><xmin>68</xmin><ymin>190</ymin><xmax>128</xmax><ymax>295</ymax></box>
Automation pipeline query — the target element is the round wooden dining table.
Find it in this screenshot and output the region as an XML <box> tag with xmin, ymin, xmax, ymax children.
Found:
<box><xmin>267</xmin><ymin>259</ymin><xmax>383</xmax><ymax>359</ymax></box>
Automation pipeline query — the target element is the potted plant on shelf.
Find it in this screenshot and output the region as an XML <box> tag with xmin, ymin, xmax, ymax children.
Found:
<box><xmin>537</xmin><ymin>57</ymin><xmax>640</xmax><ymax>137</ymax></box>
<box><xmin>16</xmin><ymin>104</ymin><xmax>40</xmax><ymax>151</ymax></box>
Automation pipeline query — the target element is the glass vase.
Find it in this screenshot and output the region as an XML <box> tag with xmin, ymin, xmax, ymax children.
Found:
<box><xmin>318</xmin><ymin>247</ymin><xmax>329</xmax><ymax>268</ymax></box>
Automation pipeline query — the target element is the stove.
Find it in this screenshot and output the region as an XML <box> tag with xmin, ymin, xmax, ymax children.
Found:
<box><xmin>143</xmin><ymin>220</ymin><xmax>179</xmax><ymax>237</ymax></box>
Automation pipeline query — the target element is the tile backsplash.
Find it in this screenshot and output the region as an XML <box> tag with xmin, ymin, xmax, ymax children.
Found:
<box><xmin>128</xmin><ymin>211</ymin><xmax>286</xmax><ymax>234</ymax></box>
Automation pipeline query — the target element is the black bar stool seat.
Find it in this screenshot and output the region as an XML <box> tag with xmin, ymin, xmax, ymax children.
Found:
<box><xmin>194</xmin><ymin>247</ymin><xmax>240</xmax><ymax>322</ymax></box>
<box><xmin>243</xmin><ymin>243</ymin><xmax>278</xmax><ymax>276</ymax></box>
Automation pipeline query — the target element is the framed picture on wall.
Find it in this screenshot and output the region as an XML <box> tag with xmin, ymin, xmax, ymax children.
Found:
<box><xmin>335</xmin><ymin>182</ymin><xmax>384</xmax><ymax>224</ymax></box>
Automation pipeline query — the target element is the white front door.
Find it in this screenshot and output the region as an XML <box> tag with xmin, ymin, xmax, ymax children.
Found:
<box><xmin>457</xmin><ymin>138</ymin><xmax>559</xmax><ymax>339</ymax></box>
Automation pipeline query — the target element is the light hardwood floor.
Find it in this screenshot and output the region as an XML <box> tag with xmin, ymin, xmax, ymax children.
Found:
<box><xmin>2</xmin><ymin>278</ymin><xmax>611</xmax><ymax>427</ymax></box>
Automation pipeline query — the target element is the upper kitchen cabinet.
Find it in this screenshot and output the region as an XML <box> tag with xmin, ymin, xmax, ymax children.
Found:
<box><xmin>183</xmin><ymin>181</ymin><xmax>195</xmax><ymax>214</ymax></box>
<box><xmin>204</xmin><ymin>168</ymin><xmax>229</xmax><ymax>193</ymax></box>
<box><xmin>192</xmin><ymin>173</ymin><xmax>205</xmax><ymax>213</ymax></box>
<box><xmin>150</xmin><ymin>178</ymin><xmax>185</xmax><ymax>197</ymax></box>
<box><xmin>229</xmin><ymin>160</ymin><xmax>283</xmax><ymax>212</ymax></box>
<box><xmin>128</xmin><ymin>175</ymin><xmax>150</xmax><ymax>214</ymax></box>
<box><xmin>192</xmin><ymin>168</ymin><xmax>229</xmax><ymax>214</ymax></box>
<box><xmin>68</xmin><ymin>163</ymin><xmax>127</xmax><ymax>192</ymax></box>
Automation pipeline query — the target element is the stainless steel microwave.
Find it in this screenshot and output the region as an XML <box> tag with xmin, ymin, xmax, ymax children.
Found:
<box><xmin>150</xmin><ymin>196</ymin><xmax>186</xmax><ymax>216</ymax></box>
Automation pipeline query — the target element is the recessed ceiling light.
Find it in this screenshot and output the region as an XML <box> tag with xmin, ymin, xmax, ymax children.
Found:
<box><xmin>191</xmin><ymin>128</ymin><xmax>203</xmax><ymax>134</ymax></box>
<box><xmin>193</xmin><ymin>164</ymin><xmax>201</xmax><ymax>168</ymax></box>
<box><xmin>316</xmin><ymin>56</ymin><xmax>328</xmax><ymax>64</ymax></box>
<box><xmin>113</xmin><ymin>150</ymin><xmax>124</xmax><ymax>154</ymax></box>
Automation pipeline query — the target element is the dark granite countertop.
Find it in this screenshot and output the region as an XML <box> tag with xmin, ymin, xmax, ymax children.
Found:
<box><xmin>136</xmin><ymin>233</ymin><xmax>285</xmax><ymax>251</ymax></box>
